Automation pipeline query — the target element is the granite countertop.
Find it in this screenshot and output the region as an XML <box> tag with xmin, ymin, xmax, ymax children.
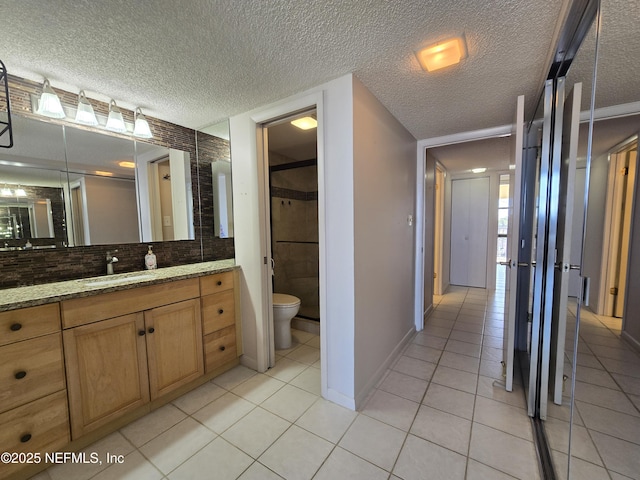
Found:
<box><xmin>0</xmin><ymin>259</ymin><xmax>237</xmax><ymax>312</ymax></box>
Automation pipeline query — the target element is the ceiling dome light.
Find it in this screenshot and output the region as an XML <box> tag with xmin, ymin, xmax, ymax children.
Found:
<box><xmin>36</xmin><ymin>78</ymin><xmax>65</xmax><ymax>118</ymax></box>
<box><xmin>105</xmin><ymin>99</ymin><xmax>127</xmax><ymax>133</ymax></box>
<box><xmin>133</xmin><ymin>107</ymin><xmax>153</xmax><ymax>138</ymax></box>
<box><xmin>416</xmin><ymin>36</ymin><xmax>467</xmax><ymax>72</ymax></box>
<box><xmin>471</xmin><ymin>167</ymin><xmax>487</xmax><ymax>173</ymax></box>
<box><xmin>291</xmin><ymin>116</ymin><xmax>317</xmax><ymax>130</ymax></box>
<box><xmin>75</xmin><ymin>90</ymin><xmax>98</xmax><ymax>126</ymax></box>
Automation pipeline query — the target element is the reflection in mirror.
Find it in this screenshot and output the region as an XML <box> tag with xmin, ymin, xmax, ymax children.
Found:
<box><xmin>0</xmin><ymin>116</ymin><xmax>67</xmax><ymax>249</ymax></box>
<box><xmin>135</xmin><ymin>141</ymin><xmax>195</xmax><ymax>242</ymax></box>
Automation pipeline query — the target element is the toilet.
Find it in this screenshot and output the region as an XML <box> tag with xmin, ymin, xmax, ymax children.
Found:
<box><xmin>273</xmin><ymin>293</ymin><xmax>301</xmax><ymax>350</ymax></box>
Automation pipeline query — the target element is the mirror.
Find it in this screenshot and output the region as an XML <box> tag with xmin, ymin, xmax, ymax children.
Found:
<box><xmin>0</xmin><ymin>114</ymin><xmax>195</xmax><ymax>247</ymax></box>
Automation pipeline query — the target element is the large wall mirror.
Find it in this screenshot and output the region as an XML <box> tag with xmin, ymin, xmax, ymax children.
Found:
<box><xmin>0</xmin><ymin>114</ymin><xmax>196</xmax><ymax>248</ymax></box>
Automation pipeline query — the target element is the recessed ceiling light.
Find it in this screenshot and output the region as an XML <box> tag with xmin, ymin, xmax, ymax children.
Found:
<box><xmin>95</xmin><ymin>170</ymin><xmax>114</xmax><ymax>177</ymax></box>
<box><xmin>119</xmin><ymin>161</ymin><xmax>136</xmax><ymax>168</ymax></box>
<box><xmin>291</xmin><ymin>117</ymin><xmax>317</xmax><ymax>130</ymax></box>
<box><xmin>416</xmin><ymin>36</ymin><xmax>467</xmax><ymax>72</ymax></box>
<box><xmin>471</xmin><ymin>168</ymin><xmax>487</xmax><ymax>173</ymax></box>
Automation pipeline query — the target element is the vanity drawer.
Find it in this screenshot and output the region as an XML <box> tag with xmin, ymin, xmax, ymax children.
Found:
<box><xmin>0</xmin><ymin>390</ymin><xmax>70</xmax><ymax>478</ymax></box>
<box><xmin>0</xmin><ymin>333</ymin><xmax>66</xmax><ymax>414</ymax></box>
<box><xmin>201</xmin><ymin>290</ymin><xmax>235</xmax><ymax>335</ymax></box>
<box><xmin>0</xmin><ymin>303</ymin><xmax>61</xmax><ymax>347</ymax></box>
<box><xmin>204</xmin><ymin>325</ymin><xmax>237</xmax><ymax>372</ymax></box>
<box><xmin>61</xmin><ymin>278</ymin><xmax>200</xmax><ymax>328</ymax></box>
<box><xmin>200</xmin><ymin>271</ymin><xmax>234</xmax><ymax>296</ymax></box>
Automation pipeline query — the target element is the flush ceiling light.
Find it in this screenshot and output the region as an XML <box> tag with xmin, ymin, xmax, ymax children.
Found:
<box><xmin>133</xmin><ymin>107</ymin><xmax>153</xmax><ymax>138</ymax></box>
<box><xmin>105</xmin><ymin>99</ymin><xmax>127</xmax><ymax>133</ymax></box>
<box><xmin>291</xmin><ymin>116</ymin><xmax>317</xmax><ymax>130</ymax></box>
<box><xmin>118</xmin><ymin>161</ymin><xmax>136</xmax><ymax>168</ymax></box>
<box><xmin>74</xmin><ymin>90</ymin><xmax>98</xmax><ymax>126</ymax></box>
<box><xmin>471</xmin><ymin>167</ymin><xmax>487</xmax><ymax>173</ymax></box>
<box><xmin>36</xmin><ymin>78</ymin><xmax>65</xmax><ymax>118</ymax></box>
<box><xmin>415</xmin><ymin>36</ymin><xmax>467</xmax><ymax>72</ymax></box>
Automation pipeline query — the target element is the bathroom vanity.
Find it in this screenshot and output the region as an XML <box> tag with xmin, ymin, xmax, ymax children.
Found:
<box><xmin>0</xmin><ymin>260</ymin><xmax>241</xmax><ymax>480</ymax></box>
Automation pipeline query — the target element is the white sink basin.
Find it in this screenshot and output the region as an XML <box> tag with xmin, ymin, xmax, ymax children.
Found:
<box><xmin>81</xmin><ymin>273</ymin><xmax>154</xmax><ymax>287</ymax></box>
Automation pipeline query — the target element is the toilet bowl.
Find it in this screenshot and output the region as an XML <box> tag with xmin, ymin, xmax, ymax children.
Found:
<box><xmin>273</xmin><ymin>293</ymin><xmax>301</xmax><ymax>350</ymax></box>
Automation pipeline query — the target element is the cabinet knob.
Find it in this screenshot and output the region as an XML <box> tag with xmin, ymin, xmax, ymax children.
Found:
<box><xmin>148</xmin><ymin>327</ymin><xmax>155</xmax><ymax>334</ymax></box>
<box><xmin>218</xmin><ymin>309</ymin><xmax>224</xmax><ymax>315</ymax></box>
<box><xmin>217</xmin><ymin>280</ymin><xmax>222</xmax><ymax>286</ymax></box>
<box><xmin>138</xmin><ymin>330</ymin><xmax>146</xmax><ymax>336</ymax></box>
<box><xmin>14</xmin><ymin>371</ymin><xmax>27</xmax><ymax>380</ymax></box>
<box><xmin>219</xmin><ymin>345</ymin><xmax>226</xmax><ymax>351</ymax></box>
<box><xmin>20</xmin><ymin>434</ymin><xmax>32</xmax><ymax>443</ymax></box>
<box><xmin>10</xmin><ymin>323</ymin><xmax>22</xmax><ymax>331</ymax></box>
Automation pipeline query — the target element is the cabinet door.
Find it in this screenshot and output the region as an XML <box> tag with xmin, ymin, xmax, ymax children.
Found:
<box><xmin>63</xmin><ymin>313</ymin><xmax>149</xmax><ymax>439</ymax></box>
<box><xmin>145</xmin><ymin>299</ymin><xmax>204</xmax><ymax>400</ymax></box>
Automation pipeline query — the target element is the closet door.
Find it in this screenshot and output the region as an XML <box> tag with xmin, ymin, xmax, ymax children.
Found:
<box><xmin>450</xmin><ymin>177</ymin><xmax>490</xmax><ymax>288</ymax></box>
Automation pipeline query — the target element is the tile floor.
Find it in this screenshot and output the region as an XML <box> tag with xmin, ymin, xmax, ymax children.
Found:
<box><xmin>31</xmin><ymin>284</ymin><xmax>544</xmax><ymax>480</ymax></box>
<box><xmin>547</xmin><ymin>304</ymin><xmax>640</xmax><ymax>480</ymax></box>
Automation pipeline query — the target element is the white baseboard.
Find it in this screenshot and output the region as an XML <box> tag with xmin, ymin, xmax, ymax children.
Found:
<box><xmin>240</xmin><ymin>354</ymin><xmax>259</xmax><ymax>372</ymax></box>
<box><xmin>326</xmin><ymin>388</ymin><xmax>356</xmax><ymax>411</ymax></box>
<box><xmin>353</xmin><ymin>326</ymin><xmax>416</xmax><ymax>410</ymax></box>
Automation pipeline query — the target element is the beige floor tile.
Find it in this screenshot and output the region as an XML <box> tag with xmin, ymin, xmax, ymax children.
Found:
<box><xmin>611</xmin><ymin>372</ymin><xmax>640</xmax><ymax>396</ymax></box>
<box><xmin>139</xmin><ymin>417</ymin><xmax>216</xmax><ymax>475</ymax></box>
<box><xmin>231</xmin><ymin>373</ymin><xmax>286</xmax><ymax>405</ymax></box>
<box><xmin>392</xmin><ymin>355</ymin><xmax>436</xmax><ymax>381</ymax></box>
<box><xmin>412</xmin><ymin>332</ymin><xmax>448</xmax><ymax>349</ymax></box>
<box><xmin>313</xmin><ymin>446</ymin><xmax>388</xmax><ymax>480</ymax></box>
<box><xmin>295</xmin><ymin>398</ymin><xmax>356</xmax><ymax>443</ymax></box>
<box><xmin>469</xmin><ymin>424</ymin><xmax>540</xmax><ymax>480</ymax></box>
<box><xmin>171</xmin><ymin>381</ymin><xmax>226</xmax><ymax>415</ymax></box>
<box><xmin>258</xmin><ymin>425</ymin><xmax>333</xmax><ymax>480</ymax></box>
<box><xmin>222</xmin><ymin>407</ymin><xmax>291</xmax><ymax>458</ymax></box>
<box><xmin>264</xmin><ymin>356</ymin><xmax>308</xmax><ymax>382</ymax></box>
<box><xmin>551</xmin><ymin>451</ymin><xmax>610</xmax><ymax>480</ymax></box>
<box><xmin>466</xmin><ymin>459</ymin><xmax>517</xmax><ymax>479</ymax></box>
<box><xmin>445</xmin><ymin>339</ymin><xmax>482</xmax><ymax>358</ymax></box>
<box><xmin>260</xmin><ymin>384</ymin><xmax>318</xmax><ymax>422</ymax></box>
<box><xmin>482</xmin><ymin>335</ymin><xmax>503</xmax><ymax>348</ymax></box>
<box><xmin>379</xmin><ymin>370</ymin><xmax>429</xmax><ymax>402</ymax></box>
<box><xmin>575</xmin><ymin>381</ymin><xmax>639</xmax><ymax>416</ymax></box>
<box><xmin>543</xmin><ymin>417</ymin><xmax>603</xmax><ymax>466</ymax></box>
<box><xmin>120</xmin><ymin>404</ymin><xmax>187</xmax><ymax>447</ymax></box>
<box><xmin>305</xmin><ymin>335</ymin><xmax>321</xmax><ymax>348</ymax></box>
<box><xmin>449</xmin><ymin>330</ymin><xmax>483</xmax><ymax>345</ymax></box>
<box><xmin>432</xmin><ymin>365</ymin><xmax>478</xmax><ymax>394</ymax></box>
<box><xmin>361</xmin><ymin>389</ymin><xmax>420</xmax><ymax>431</ymax></box>
<box><xmin>291</xmin><ymin>329</ymin><xmax>315</xmax><ymax>345</ymax></box>
<box><xmin>286</xmin><ymin>344</ymin><xmax>320</xmax><ymax>365</ymax></box>
<box><xmin>453</xmin><ymin>321</ymin><xmax>484</xmax><ymax>334</ymax></box>
<box><xmin>237</xmin><ymin>461</ymin><xmax>283</xmax><ymax>480</ymax></box>
<box><xmin>192</xmin><ymin>392</ymin><xmax>255</xmax><ymax>434</ymax></box>
<box><xmin>473</xmin><ymin>396</ymin><xmax>533</xmax><ymax>441</ymax></box>
<box><xmin>339</xmin><ymin>414</ymin><xmax>406</xmax><ymax>471</ymax></box>
<box><xmin>423</xmin><ymin>325</ymin><xmax>453</xmax><ymax>339</ymax></box>
<box><xmin>481</xmin><ymin>346</ymin><xmax>503</xmax><ymax>362</ymax></box>
<box><xmin>476</xmin><ymin>375</ymin><xmax>526</xmax><ymax>409</ymax></box>
<box><xmin>410</xmin><ymin>405</ymin><xmax>471</xmax><ymax>455</ymax></box>
<box><xmin>403</xmin><ymin>343</ymin><xmax>443</xmax><ymax>364</ymax></box>
<box><xmin>589</xmin><ymin>344</ymin><xmax>640</xmax><ymax>363</ymax></box>
<box><xmin>167</xmin><ymin>437</ymin><xmax>253</xmax><ymax>480</ymax></box>
<box><xmin>575</xmin><ymin>365</ymin><xmax>619</xmax><ymax>389</ymax></box>
<box><xmin>212</xmin><ymin>365</ymin><xmax>257</xmax><ymax>390</ymax></box>
<box><xmin>479</xmin><ymin>358</ymin><xmax>504</xmax><ymax>379</ymax></box>
<box><xmin>428</xmin><ymin>317</ymin><xmax>456</xmax><ymax>328</ymax></box>
<box><xmin>393</xmin><ymin>434</ymin><xmax>466</xmax><ymax>480</ymax></box>
<box><xmin>423</xmin><ymin>382</ymin><xmax>476</xmax><ymax>420</ymax></box>
<box><xmin>289</xmin><ymin>366</ymin><xmax>321</xmax><ymax>395</ymax></box>
<box><xmin>439</xmin><ymin>351</ymin><xmax>480</xmax><ymax>374</ymax></box>
<box><xmin>91</xmin><ymin>451</ymin><xmax>163</xmax><ymax>480</ymax></box>
<box><xmin>590</xmin><ymin>431</ymin><xmax>640</xmax><ymax>480</ymax></box>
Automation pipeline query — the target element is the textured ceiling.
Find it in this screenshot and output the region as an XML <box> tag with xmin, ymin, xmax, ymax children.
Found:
<box><xmin>1</xmin><ymin>0</ymin><xmax>567</xmax><ymax>141</ymax></box>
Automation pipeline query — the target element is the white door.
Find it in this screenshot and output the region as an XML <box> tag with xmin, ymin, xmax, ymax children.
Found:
<box><xmin>450</xmin><ymin>177</ymin><xmax>489</xmax><ymax>288</ymax></box>
<box><xmin>502</xmin><ymin>95</ymin><xmax>525</xmax><ymax>392</ymax></box>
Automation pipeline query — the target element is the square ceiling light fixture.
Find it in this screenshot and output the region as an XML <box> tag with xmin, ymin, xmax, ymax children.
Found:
<box><xmin>416</xmin><ymin>36</ymin><xmax>467</xmax><ymax>72</ymax></box>
<box><xmin>291</xmin><ymin>116</ymin><xmax>317</xmax><ymax>130</ymax></box>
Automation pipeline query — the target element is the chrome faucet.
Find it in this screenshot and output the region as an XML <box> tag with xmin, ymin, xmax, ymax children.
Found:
<box><xmin>106</xmin><ymin>250</ymin><xmax>119</xmax><ymax>275</ymax></box>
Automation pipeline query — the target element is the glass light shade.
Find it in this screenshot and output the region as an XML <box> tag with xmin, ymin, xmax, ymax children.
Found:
<box><xmin>1</xmin><ymin>187</ymin><xmax>12</xmax><ymax>196</ymax></box>
<box><xmin>36</xmin><ymin>79</ymin><xmax>65</xmax><ymax>118</ymax></box>
<box><xmin>15</xmin><ymin>188</ymin><xmax>27</xmax><ymax>197</ymax></box>
<box><xmin>133</xmin><ymin>108</ymin><xmax>153</xmax><ymax>138</ymax></box>
<box><xmin>416</xmin><ymin>37</ymin><xmax>466</xmax><ymax>72</ymax></box>
<box><xmin>105</xmin><ymin>100</ymin><xmax>127</xmax><ymax>133</ymax></box>
<box><xmin>291</xmin><ymin>116</ymin><xmax>317</xmax><ymax>130</ymax></box>
<box><xmin>75</xmin><ymin>91</ymin><xmax>98</xmax><ymax>126</ymax></box>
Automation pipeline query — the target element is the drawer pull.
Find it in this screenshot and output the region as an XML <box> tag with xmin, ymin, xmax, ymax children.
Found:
<box><xmin>10</xmin><ymin>323</ymin><xmax>22</xmax><ymax>331</ymax></box>
<box><xmin>20</xmin><ymin>434</ymin><xmax>32</xmax><ymax>443</ymax></box>
<box><xmin>148</xmin><ymin>327</ymin><xmax>155</xmax><ymax>334</ymax></box>
<box><xmin>138</xmin><ymin>330</ymin><xmax>146</xmax><ymax>336</ymax></box>
<box><xmin>218</xmin><ymin>309</ymin><xmax>224</xmax><ymax>314</ymax></box>
<box><xmin>219</xmin><ymin>345</ymin><xmax>226</xmax><ymax>351</ymax></box>
<box><xmin>14</xmin><ymin>371</ymin><xmax>27</xmax><ymax>380</ymax></box>
<box><xmin>217</xmin><ymin>280</ymin><xmax>223</xmax><ymax>286</ymax></box>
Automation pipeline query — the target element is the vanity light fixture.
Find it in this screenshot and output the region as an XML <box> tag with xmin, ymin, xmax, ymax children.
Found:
<box><xmin>1</xmin><ymin>186</ymin><xmax>12</xmax><ymax>196</ymax></box>
<box><xmin>74</xmin><ymin>90</ymin><xmax>98</xmax><ymax>126</ymax></box>
<box><xmin>105</xmin><ymin>99</ymin><xmax>127</xmax><ymax>133</ymax></box>
<box><xmin>291</xmin><ymin>116</ymin><xmax>317</xmax><ymax>130</ymax></box>
<box><xmin>415</xmin><ymin>36</ymin><xmax>467</xmax><ymax>72</ymax></box>
<box><xmin>15</xmin><ymin>187</ymin><xmax>27</xmax><ymax>197</ymax></box>
<box><xmin>471</xmin><ymin>167</ymin><xmax>487</xmax><ymax>173</ymax></box>
<box><xmin>36</xmin><ymin>78</ymin><xmax>65</xmax><ymax>118</ymax></box>
<box><xmin>133</xmin><ymin>107</ymin><xmax>153</xmax><ymax>138</ymax></box>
